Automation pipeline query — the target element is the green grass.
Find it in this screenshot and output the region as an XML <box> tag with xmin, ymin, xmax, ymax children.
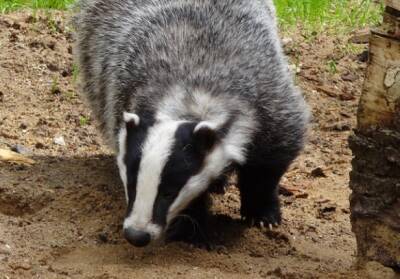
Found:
<box><xmin>0</xmin><ymin>0</ymin><xmax>73</xmax><ymax>13</ymax></box>
<box><xmin>79</xmin><ymin>115</ymin><xmax>90</xmax><ymax>126</ymax></box>
<box><xmin>274</xmin><ymin>0</ymin><xmax>384</xmax><ymax>33</ymax></box>
<box><xmin>0</xmin><ymin>0</ymin><xmax>385</xmax><ymax>33</ymax></box>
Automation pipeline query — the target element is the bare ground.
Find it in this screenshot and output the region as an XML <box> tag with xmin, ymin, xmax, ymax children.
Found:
<box><xmin>0</xmin><ymin>11</ymin><xmax>395</xmax><ymax>279</ymax></box>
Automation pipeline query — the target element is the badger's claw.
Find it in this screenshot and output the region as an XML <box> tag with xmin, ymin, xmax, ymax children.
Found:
<box><xmin>243</xmin><ymin>217</ymin><xmax>280</xmax><ymax>230</ymax></box>
<box><xmin>240</xmin><ymin>197</ymin><xmax>282</xmax><ymax>230</ymax></box>
<box><xmin>243</xmin><ymin>211</ymin><xmax>282</xmax><ymax>232</ymax></box>
<box><xmin>243</xmin><ymin>215</ymin><xmax>281</xmax><ymax>230</ymax></box>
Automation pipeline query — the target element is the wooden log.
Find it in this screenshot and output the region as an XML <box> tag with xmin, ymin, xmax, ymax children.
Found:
<box><xmin>386</xmin><ymin>0</ymin><xmax>400</xmax><ymax>11</ymax></box>
<box><xmin>349</xmin><ymin>1</ymin><xmax>400</xmax><ymax>271</ymax></box>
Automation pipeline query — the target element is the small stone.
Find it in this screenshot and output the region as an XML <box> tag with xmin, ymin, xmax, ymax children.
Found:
<box><xmin>19</xmin><ymin>123</ymin><xmax>28</xmax><ymax>130</ymax></box>
<box><xmin>54</xmin><ymin>136</ymin><xmax>66</xmax><ymax>146</ymax></box>
<box><xmin>11</xmin><ymin>144</ymin><xmax>31</xmax><ymax>155</ymax></box>
<box><xmin>0</xmin><ymin>91</ymin><xmax>4</xmax><ymax>102</ymax></box>
<box><xmin>0</xmin><ymin>244</ymin><xmax>11</xmax><ymax>255</ymax></box>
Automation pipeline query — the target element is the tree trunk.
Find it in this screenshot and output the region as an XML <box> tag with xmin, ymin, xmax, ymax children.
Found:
<box><xmin>349</xmin><ymin>0</ymin><xmax>400</xmax><ymax>270</ymax></box>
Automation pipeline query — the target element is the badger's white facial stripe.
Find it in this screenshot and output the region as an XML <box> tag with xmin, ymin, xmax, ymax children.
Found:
<box><xmin>117</xmin><ymin>126</ymin><xmax>129</xmax><ymax>203</ymax></box>
<box><xmin>123</xmin><ymin>121</ymin><xmax>182</xmax><ymax>236</ymax></box>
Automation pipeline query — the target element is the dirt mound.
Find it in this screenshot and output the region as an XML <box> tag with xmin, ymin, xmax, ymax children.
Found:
<box><xmin>0</xmin><ymin>11</ymin><xmax>392</xmax><ymax>278</ymax></box>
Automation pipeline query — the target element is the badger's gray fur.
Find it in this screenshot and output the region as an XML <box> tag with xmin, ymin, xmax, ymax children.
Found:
<box><xmin>74</xmin><ymin>0</ymin><xmax>310</xmax><ymax>247</ymax></box>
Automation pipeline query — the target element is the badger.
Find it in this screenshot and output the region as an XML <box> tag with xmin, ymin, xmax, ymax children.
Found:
<box><xmin>73</xmin><ymin>0</ymin><xmax>310</xmax><ymax>247</ymax></box>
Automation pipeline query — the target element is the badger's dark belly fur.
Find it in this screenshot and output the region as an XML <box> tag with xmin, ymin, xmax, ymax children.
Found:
<box><xmin>74</xmin><ymin>0</ymin><xmax>310</xmax><ymax>247</ymax></box>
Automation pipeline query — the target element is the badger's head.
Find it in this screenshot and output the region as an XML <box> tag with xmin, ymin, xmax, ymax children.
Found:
<box><xmin>117</xmin><ymin>112</ymin><xmax>230</xmax><ymax>247</ymax></box>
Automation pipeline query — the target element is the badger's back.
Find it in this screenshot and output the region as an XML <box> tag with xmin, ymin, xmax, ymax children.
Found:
<box><xmin>74</xmin><ymin>0</ymin><xmax>309</xmax><ymax>158</ymax></box>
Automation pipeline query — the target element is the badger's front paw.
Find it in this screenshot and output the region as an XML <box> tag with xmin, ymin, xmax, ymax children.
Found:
<box><xmin>241</xmin><ymin>202</ymin><xmax>282</xmax><ymax>229</ymax></box>
<box><xmin>166</xmin><ymin>215</ymin><xmax>211</xmax><ymax>248</ymax></box>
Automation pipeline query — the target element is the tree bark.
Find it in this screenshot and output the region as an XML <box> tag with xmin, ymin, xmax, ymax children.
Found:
<box><xmin>349</xmin><ymin>0</ymin><xmax>400</xmax><ymax>270</ymax></box>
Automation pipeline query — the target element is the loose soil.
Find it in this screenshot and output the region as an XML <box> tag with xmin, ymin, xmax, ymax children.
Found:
<box><xmin>0</xmin><ymin>11</ymin><xmax>394</xmax><ymax>279</ymax></box>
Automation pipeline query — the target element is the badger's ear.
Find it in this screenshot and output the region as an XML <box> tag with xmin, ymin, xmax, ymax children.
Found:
<box><xmin>193</xmin><ymin>121</ymin><xmax>218</xmax><ymax>151</ymax></box>
<box><xmin>123</xmin><ymin>112</ymin><xmax>140</xmax><ymax>129</ymax></box>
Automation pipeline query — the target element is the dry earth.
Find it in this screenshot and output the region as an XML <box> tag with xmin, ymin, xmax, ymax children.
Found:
<box><xmin>0</xmin><ymin>11</ymin><xmax>396</xmax><ymax>279</ymax></box>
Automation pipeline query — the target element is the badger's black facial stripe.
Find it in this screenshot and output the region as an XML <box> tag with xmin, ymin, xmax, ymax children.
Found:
<box><xmin>125</xmin><ymin>122</ymin><xmax>150</xmax><ymax>216</ymax></box>
<box><xmin>152</xmin><ymin>122</ymin><xmax>208</xmax><ymax>226</ymax></box>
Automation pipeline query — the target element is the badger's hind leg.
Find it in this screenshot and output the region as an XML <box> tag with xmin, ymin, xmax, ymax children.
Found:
<box><xmin>238</xmin><ymin>164</ymin><xmax>287</xmax><ymax>228</ymax></box>
<box><xmin>166</xmin><ymin>193</ymin><xmax>211</xmax><ymax>247</ymax></box>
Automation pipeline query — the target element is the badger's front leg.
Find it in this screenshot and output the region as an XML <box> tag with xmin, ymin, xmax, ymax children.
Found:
<box><xmin>238</xmin><ymin>165</ymin><xmax>287</xmax><ymax>228</ymax></box>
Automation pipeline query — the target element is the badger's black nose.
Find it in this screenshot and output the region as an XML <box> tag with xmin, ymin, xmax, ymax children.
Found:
<box><xmin>124</xmin><ymin>228</ymin><xmax>151</xmax><ymax>247</ymax></box>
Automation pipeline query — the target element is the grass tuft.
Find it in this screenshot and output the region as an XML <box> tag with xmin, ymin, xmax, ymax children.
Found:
<box><xmin>0</xmin><ymin>0</ymin><xmax>385</xmax><ymax>34</ymax></box>
<box><xmin>274</xmin><ymin>0</ymin><xmax>384</xmax><ymax>33</ymax></box>
<box><xmin>0</xmin><ymin>0</ymin><xmax>74</xmax><ymax>13</ymax></box>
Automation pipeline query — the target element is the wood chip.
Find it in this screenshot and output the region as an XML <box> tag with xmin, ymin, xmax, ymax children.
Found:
<box><xmin>295</xmin><ymin>192</ymin><xmax>309</xmax><ymax>199</ymax></box>
<box><xmin>316</xmin><ymin>85</ymin><xmax>337</xmax><ymax>98</ymax></box>
<box><xmin>0</xmin><ymin>148</ymin><xmax>35</xmax><ymax>165</ymax></box>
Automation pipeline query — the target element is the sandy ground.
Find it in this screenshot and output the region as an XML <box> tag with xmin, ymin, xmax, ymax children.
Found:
<box><xmin>0</xmin><ymin>11</ymin><xmax>396</xmax><ymax>279</ymax></box>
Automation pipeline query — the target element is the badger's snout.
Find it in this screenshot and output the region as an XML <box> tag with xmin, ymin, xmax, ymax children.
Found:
<box><xmin>123</xmin><ymin>227</ymin><xmax>151</xmax><ymax>247</ymax></box>
<box><xmin>123</xmin><ymin>215</ymin><xmax>163</xmax><ymax>247</ymax></box>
